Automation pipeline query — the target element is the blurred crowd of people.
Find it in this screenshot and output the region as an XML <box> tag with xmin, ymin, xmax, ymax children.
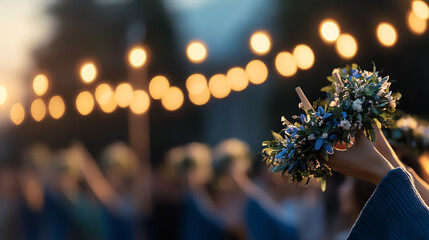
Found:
<box><xmin>0</xmin><ymin>137</ymin><xmax>428</xmax><ymax>240</ymax></box>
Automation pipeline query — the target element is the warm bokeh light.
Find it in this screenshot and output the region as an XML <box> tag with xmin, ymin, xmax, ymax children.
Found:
<box><xmin>76</xmin><ymin>91</ymin><xmax>95</xmax><ymax>116</ymax></box>
<box><xmin>245</xmin><ymin>60</ymin><xmax>268</xmax><ymax>85</ymax></box>
<box><xmin>33</xmin><ymin>74</ymin><xmax>49</xmax><ymax>96</ymax></box>
<box><xmin>249</xmin><ymin>31</ymin><xmax>271</xmax><ymax>55</ymax></box>
<box><xmin>226</xmin><ymin>67</ymin><xmax>249</xmax><ymax>91</ymax></box>
<box><xmin>128</xmin><ymin>46</ymin><xmax>147</xmax><ymax>68</ymax></box>
<box><xmin>275</xmin><ymin>52</ymin><xmax>297</xmax><ymax>77</ymax></box>
<box><xmin>376</xmin><ymin>23</ymin><xmax>397</xmax><ymax>47</ymax></box>
<box><xmin>186</xmin><ymin>74</ymin><xmax>208</xmax><ymax>95</ymax></box>
<box><xmin>293</xmin><ymin>44</ymin><xmax>315</xmax><ymax>70</ymax></box>
<box><xmin>130</xmin><ymin>90</ymin><xmax>150</xmax><ymax>114</ymax></box>
<box><xmin>412</xmin><ymin>0</ymin><xmax>429</xmax><ymax>20</ymax></box>
<box><xmin>80</xmin><ymin>62</ymin><xmax>97</xmax><ymax>84</ymax></box>
<box><xmin>99</xmin><ymin>94</ymin><xmax>117</xmax><ymax>113</ymax></box>
<box><xmin>31</xmin><ymin>98</ymin><xmax>46</xmax><ymax>122</ymax></box>
<box><xmin>208</xmin><ymin>74</ymin><xmax>231</xmax><ymax>99</ymax></box>
<box><xmin>186</xmin><ymin>40</ymin><xmax>207</xmax><ymax>64</ymax></box>
<box><xmin>407</xmin><ymin>10</ymin><xmax>428</xmax><ymax>35</ymax></box>
<box><xmin>161</xmin><ymin>87</ymin><xmax>184</xmax><ymax>111</ymax></box>
<box><xmin>319</xmin><ymin>19</ymin><xmax>340</xmax><ymax>43</ymax></box>
<box><xmin>0</xmin><ymin>85</ymin><xmax>7</xmax><ymax>104</ymax></box>
<box><xmin>48</xmin><ymin>95</ymin><xmax>65</xmax><ymax>119</ymax></box>
<box><xmin>189</xmin><ymin>87</ymin><xmax>211</xmax><ymax>106</ymax></box>
<box><xmin>10</xmin><ymin>103</ymin><xmax>25</xmax><ymax>125</ymax></box>
<box><xmin>335</xmin><ymin>34</ymin><xmax>358</xmax><ymax>59</ymax></box>
<box><xmin>149</xmin><ymin>75</ymin><xmax>170</xmax><ymax>100</ymax></box>
<box><xmin>95</xmin><ymin>83</ymin><xmax>113</xmax><ymax>105</ymax></box>
<box><xmin>115</xmin><ymin>83</ymin><xmax>133</xmax><ymax>108</ymax></box>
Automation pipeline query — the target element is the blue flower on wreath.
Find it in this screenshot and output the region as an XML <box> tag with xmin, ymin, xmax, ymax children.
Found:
<box><xmin>300</xmin><ymin>114</ymin><xmax>308</xmax><ymax>123</ymax></box>
<box><xmin>350</xmin><ymin>69</ymin><xmax>361</xmax><ymax>79</ymax></box>
<box><xmin>276</xmin><ymin>148</ymin><xmax>288</xmax><ymax>159</ymax></box>
<box><xmin>314</xmin><ymin>136</ymin><xmax>334</xmax><ymax>154</ymax></box>
<box><xmin>314</xmin><ymin>106</ymin><xmax>332</xmax><ymax>119</ymax></box>
<box><xmin>341</xmin><ymin>112</ymin><xmax>348</xmax><ymax>119</ymax></box>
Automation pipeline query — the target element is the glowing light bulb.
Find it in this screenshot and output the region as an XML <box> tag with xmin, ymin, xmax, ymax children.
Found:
<box><xmin>31</xmin><ymin>98</ymin><xmax>46</xmax><ymax>122</ymax></box>
<box><xmin>33</xmin><ymin>74</ymin><xmax>49</xmax><ymax>96</ymax></box>
<box><xmin>10</xmin><ymin>103</ymin><xmax>25</xmax><ymax>125</ymax></box>
<box><xmin>275</xmin><ymin>52</ymin><xmax>297</xmax><ymax>77</ymax></box>
<box><xmin>186</xmin><ymin>74</ymin><xmax>208</xmax><ymax>95</ymax></box>
<box><xmin>412</xmin><ymin>0</ymin><xmax>429</xmax><ymax>20</ymax></box>
<box><xmin>293</xmin><ymin>44</ymin><xmax>315</xmax><ymax>70</ymax></box>
<box><xmin>249</xmin><ymin>31</ymin><xmax>272</xmax><ymax>55</ymax></box>
<box><xmin>335</xmin><ymin>34</ymin><xmax>358</xmax><ymax>59</ymax></box>
<box><xmin>115</xmin><ymin>83</ymin><xmax>133</xmax><ymax>108</ymax></box>
<box><xmin>0</xmin><ymin>85</ymin><xmax>7</xmax><ymax>104</ymax></box>
<box><xmin>407</xmin><ymin>10</ymin><xmax>427</xmax><ymax>35</ymax></box>
<box><xmin>226</xmin><ymin>67</ymin><xmax>249</xmax><ymax>91</ymax></box>
<box><xmin>208</xmin><ymin>74</ymin><xmax>231</xmax><ymax>99</ymax></box>
<box><xmin>245</xmin><ymin>60</ymin><xmax>268</xmax><ymax>85</ymax></box>
<box><xmin>149</xmin><ymin>76</ymin><xmax>170</xmax><ymax>100</ymax></box>
<box><xmin>376</xmin><ymin>23</ymin><xmax>397</xmax><ymax>47</ymax></box>
<box><xmin>189</xmin><ymin>87</ymin><xmax>210</xmax><ymax>106</ymax></box>
<box><xmin>48</xmin><ymin>96</ymin><xmax>66</xmax><ymax>119</ymax></box>
<box><xmin>161</xmin><ymin>87</ymin><xmax>184</xmax><ymax>111</ymax></box>
<box><xmin>76</xmin><ymin>91</ymin><xmax>94</xmax><ymax>116</ymax></box>
<box><xmin>130</xmin><ymin>90</ymin><xmax>150</xmax><ymax>114</ymax></box>
<box><xmin>186</xmin><ymin>41</ymin><xmax>207</xmax><ymax>64</ymax></box>
<box><xmin>128</xmin><ymin>46</ymin><xmax>147</xmax><ymax>68</ymax></box>
<box><xmin>80</xmin><ymin>62</ymin><xmax>97</xmax><ymax>84</ymax></box>
<box><xmin>319</xmin><ymin>19</ymin><xmax>340</xmax><ymax>43</ymax></box>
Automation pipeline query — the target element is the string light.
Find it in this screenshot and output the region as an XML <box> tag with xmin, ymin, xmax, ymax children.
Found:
<box><xmin>208</xmin><ymin>74</ymin><xmax>231</xmax><ymax>99</ymax></box>
<box><xmin>189</xmin><ymin>87</ymin><xmax>211</xmax><ymax>106</ymax></box>
<box><xmin>249</xmin><ymin>31</ymin><xmax>272</xmax><ymax>55</ymax></box>
<box><xmin>76</xmin><ymin>91</ymin><xmax>95</xmax><ymax>116</ymax></box>
<box><xmin>161</xmin><ymin>87</ymin><xmax>184</xmax><ymax>111</ymax></box>
<box><xmin>412</xmin><ymin>0</ymin><xmax>429</xmax><ymax>20</ymax></box>
<box><xmin>33</xmin><ymin>74</ymin><xmax>49</xmax><ymax>96</ymax></box>
<box><xmin>186</xmin><ymin>74</ymin><xmax>208</xmax><ymax>95</ymax></box>
<box><xmin>128</xmin><ymin>46</ymin><xmax>147</xmax><ymax>68</ymax></box>
<box><xmin>10</xmin><ymin>103</ymin><xmax>25</xmax><ymax>125</ymax></box>
<box><xmin>293</xmin><ymin>44</ymin><xmax>315</xmax><ymax>70</ymax></box>
<box><xmin>31</xmin><ymin>98</ymin><xmax>47</xmax><ymax>122</ymax></box>
<box><xmin>275</xmin><ymin>52</ymin><xmax>297</xmax><ymax>77</ymax></box>
<box><xmin>0</xmin><ymin>85</ymin><xmax>7</xmax><ymax>104</ymax></box>
<box><xmin>115</xmin><ymin>83</ymin><xmax>133</xmax><ymax>108</ymax></box>
<box><xmin>376</xmin><ymin>23</ymin><xmax>397</xmax><ymax>47</ymax></box>
<box><xmin>226</xmin><ymin>67</ymin><xmax>249</xmax><ymax>91</ymax></box>
<box><xmin>245</xmin><ymin>60</ymin><xmax>268</xmax><ymax>85</ymax></box>
<box><xmin>149</xmin><ymin>76</ymin><xmax>170</xmax><ymax>100</ymax></box>
<box><xmin>130</xmin><ymin>90</ymin><xmax>150</xmax><ymax>114</ymax></box>
<box><xmin>335</xmin><ymin>34</ymin><xmax>358</xmax><ymax>59</ymax></box>
<box><xmin>319</xmin><ymin>19</ymin><xmax>340</xmax><ymax>43</ymax></box>
<box><xmin>48</xmin><ymin>96</ymin><xmax>66</xmax><ymax>119</ymax></box>
<box><xmin>407</xmin><ymin>10</ymin><xmax>427</xmax><ymax>35</ymax></box>
<box><xmin>186</xmin><ymin>40</ymin><xmax>208</xmax><ymax>64</ymax></box>
<box><xmin>80</xmin><ymin>62</ymin><xmax>97</xmax><ymax>84</ymax></box>
<box><xmin>95</xmin><ymin>83</ymin><xmax>113</xmax><ymax>105</ymax></box>
<box><xmin>99</xmin><ymin>93</ymin><xmax>117</xmax><ymax>113</ymax></box>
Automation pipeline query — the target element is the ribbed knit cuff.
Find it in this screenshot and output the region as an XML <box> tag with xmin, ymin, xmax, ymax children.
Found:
<box><xmin>347</xmin><ymin>167</ymin><xmax>429</xmax><ymax>240</ymax></box>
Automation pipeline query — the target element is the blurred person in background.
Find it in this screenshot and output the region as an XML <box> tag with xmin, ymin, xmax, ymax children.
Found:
<box><xmin>0</xmin><ymin>164</ymin><xmax>21</xmax><ymax>240</ymax></box>
<box><xmin>331</xmin><ymin>177</ymin><xmax>376</xmax><ymax>240</ymax></box>
<box><xmin>71</xmin><ymin>142</ymin><xmax>150</xmax><ymax>240</ymax></box>
<box><xmin>153</xmin><ymin>142</ymin><xmax>225</xmax><ymax>240</ymax></box>
<box><xmin>18</xmin><ymin>144</ymin><xmax>56</xmax><ymax>240</ymax></box>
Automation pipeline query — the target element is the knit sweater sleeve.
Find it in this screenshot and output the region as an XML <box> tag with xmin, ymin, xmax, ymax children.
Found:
<box><xmin>347</xmin><ymin>167</ymin><xmax>429</xmax><ymax>240</ymax></box>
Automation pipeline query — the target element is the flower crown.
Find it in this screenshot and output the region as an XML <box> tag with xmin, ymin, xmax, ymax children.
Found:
<box><xmin>262</xmin><ymin>64</ymin><xmax>401</xmax><ymax>190</ymax></box>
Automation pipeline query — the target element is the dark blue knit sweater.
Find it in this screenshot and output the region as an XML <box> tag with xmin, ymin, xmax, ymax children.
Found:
<box><xmin>347</xmin><ymin>168</ymin><xmax>429</xmax><ymax>239</ymax></box>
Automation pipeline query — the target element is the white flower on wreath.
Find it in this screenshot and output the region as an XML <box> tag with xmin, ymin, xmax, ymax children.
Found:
<box><xmin>352</xmin><ymin>99</ymin><xmax>363</xmax><ymax>112</ymax></box>
<box><xmin>308</xmin><ymin>134</ymin><xmax>316</xmax><ymax>141</ymax></box>
<box><xmin>321</xmin><ymin>133</ymin><xmax>328</xmax><ymax>139</ymax></box>
<box><xmin>338</xmin><ymin>120</ymin><xmax>352</xmax><ymax>130</ymax></box>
